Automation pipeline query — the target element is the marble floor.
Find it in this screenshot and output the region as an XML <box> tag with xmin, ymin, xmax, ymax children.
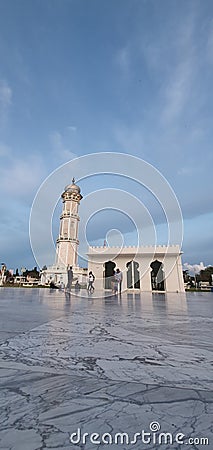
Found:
<box><xmin>0</xmin><ymin>288</ymin><xmax>212</xmax><ymax>449</ymax></box>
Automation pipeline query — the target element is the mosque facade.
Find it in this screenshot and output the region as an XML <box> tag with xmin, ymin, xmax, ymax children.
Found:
<box><xmin>41</xmin><ymin>179</ymin><xmax>184</xmax><ymax>293</ymax></box>
<box><xmin>87</xmin><ymin>245</ymin><xmax>185</xmax><ymax>292</ymax></box>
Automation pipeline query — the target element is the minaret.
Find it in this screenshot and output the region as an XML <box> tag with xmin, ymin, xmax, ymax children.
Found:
<box><xmin>55</xmin><ymin>178</ymin><xmax>83</xmax><ymax>268</ymax></box>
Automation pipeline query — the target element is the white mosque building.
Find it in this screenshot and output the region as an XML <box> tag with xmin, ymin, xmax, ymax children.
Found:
<box><xmin>41</xmin><ymin>178</ymin><xmax>185</xmax><ymax>293</ymax></box>
<box><xmin>87</xmin><ymin>245</ymin><xmax>184</xmax><ymax>292</ymax></box>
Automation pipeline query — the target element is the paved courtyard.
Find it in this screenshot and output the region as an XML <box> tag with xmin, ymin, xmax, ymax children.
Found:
<box><xmin>0</xmin><ymin>288</ymin><xmax>212</xmax><ymax>449</ymax></box>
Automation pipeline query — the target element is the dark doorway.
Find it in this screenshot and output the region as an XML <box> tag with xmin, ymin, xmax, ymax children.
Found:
<box><xmin>104</xmin><ymin>261</ymin><xmax>116</xmax><ymax>289</ymax></box>
<box><xmin>126</xmin><ymin>261</ymin><xmax>140</xmax><ymax>289</ymax></box>
<box><xmin>150</xmin><ymin>260</ymin><xmax>165</xmax><ymax>291</ymax></box>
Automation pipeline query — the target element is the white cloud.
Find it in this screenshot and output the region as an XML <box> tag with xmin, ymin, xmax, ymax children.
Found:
<box><xmin>67</xmin><ymin>125</ymin><xmax>77</xmax><ymax>132</ymax></box>
<box><xmin>115</xmin><ymin>46</ymin><xmax>131</xmax><ymax>77</ymax></box>
<box><xmin>50</xmin><ymin>130</ymin><xmax>77</xmax><ymax>162</ymax></box>
<box><xmin>177</xmin><ymin>166</ymin><xmax>202</xmax><ymax>176</ymax></box>
<box><xmin>113</xmin><ymin>123</ymin><xmax>144</xmax><ymax>154</ymax></box>
<box><xmin>206</xmin><ymin>19</ymin><xmax>213</xmax><ymax>63</ymax></box>
<box><xmin>0</xmin><ymin>79</ymin><xmax>12</xmax><ymax>126</ymax></box>
<box><xmin>161</xmin><ymin>59</ymin><xmax>193</xmax><ymax>124</ymax></box>
<box><xmin>183</xmin><ymin>262</ymin><xmax>206</xmax><ymax>274</ymax></box>
<box><xmin>0</xmin><ymin>80</ymin><xmax>12</xmax><ymax>106</ymax></box>
<box><xmin>0</xmin><ymin>142</ymin><xmax>10</xmax><ymax>156</ymax></box>
<box><xmin>0</xmin><ymin>154</ymin><xmax>45</xmax><ymax>200</ymax></box>
<box><xmin>140</xmin><ymin>12</ymin><xmax>197</xmax><ymax>127</ymax></box>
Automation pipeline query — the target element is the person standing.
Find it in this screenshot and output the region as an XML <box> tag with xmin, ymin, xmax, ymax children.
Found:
<box><xmin>113</xmin><ymin>272</ymin><xmax>119</xmax><ymax>295</ymax></box>
<box><xmin>115</xmin><ymin>268</ymin><xmax>123</xmax><ymax>294</ymax></box>
<box><xmin>67</xmin><ymin>265</ymin><xmax>73</xmax><ymax>292</ymax></box>
<box><xmin>75</xmin><ymin>280</ymin><xmax>81</xmax><ymax>293</ymax></box>
<box><xmin>88</xmin><ymin>271</ymin><xmax>95</xmax><ymax>293</ymax></box>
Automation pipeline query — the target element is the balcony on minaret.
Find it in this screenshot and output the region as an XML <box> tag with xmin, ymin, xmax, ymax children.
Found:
<box><xmin>56</xmin><ymin>235</ymin><xmax>79</xmax><ymax>243</ymax></box>
<box><xmin>60</xmin><ymin>211</ymin><xmax>79</xmax><ymax>219</ymax></box>
<box><xmin>61</xmin><ymin>211</ymin><xmax>70</xmax><ymax>217</ymax></box>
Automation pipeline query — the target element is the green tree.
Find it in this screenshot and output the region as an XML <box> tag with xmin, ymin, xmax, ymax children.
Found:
<box><xmin>200</xmin><ymin>267</ymin><xmax>213</xmax><ymax>285</ymax></box>
<box><xmin>183</xmin><ymin>270</ymin><xmax>190</xmax><ymax>283</ymax></box>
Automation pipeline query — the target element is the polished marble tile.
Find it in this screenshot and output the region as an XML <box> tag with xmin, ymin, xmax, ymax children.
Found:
<box><xmin>0</xmin><ymin>289</ymin><xmax>212</xmax><ymax>449</ymax></box>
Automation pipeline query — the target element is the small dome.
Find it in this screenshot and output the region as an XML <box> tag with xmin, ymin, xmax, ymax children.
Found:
<box><xmin>64</xmin><ymin>177</ymin><xmax>81</xmax><ymax>194</ymax></box>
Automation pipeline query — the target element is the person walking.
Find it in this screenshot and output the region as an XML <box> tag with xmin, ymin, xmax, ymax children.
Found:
<box><xmin>88</xmin><ymin>271</ymin><xmax>95</xmax><ymax>293</ymax></box>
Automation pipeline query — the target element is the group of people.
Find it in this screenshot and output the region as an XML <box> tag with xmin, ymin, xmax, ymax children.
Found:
<box><xmin>87</xmin><ymin>268</ymin><xmax>123</xmax><ymax>295</ymax></box>
<box><xmin>65</xmin><ymin>266</ymin><xmax>123</xmax><ymax>296</ymax></box>
<box><xmin>66</xmin><ymin>266</ymin><xmax>95</xmax><ymax>294</ymax></box>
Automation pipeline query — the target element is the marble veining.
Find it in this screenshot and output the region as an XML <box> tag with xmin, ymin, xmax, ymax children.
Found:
<box><xmin>0</xmin><ymin>289</ymin><xmax>212</xmax><ymax>449</ymax></box>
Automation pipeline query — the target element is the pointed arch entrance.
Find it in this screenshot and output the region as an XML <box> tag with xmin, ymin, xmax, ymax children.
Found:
<box><xmin>150</xmin><ymin>260</ymin><xmax>165</xmax><ymax>291</ymax></box>
<box><xmin>104</xmin><ymin>261</ymin><xmax>116</xmax><ymax>289</ymax></box>
<box><xmin>126</xmin><ymin>260</ymin><xmax>140</xmax><ymax>289</ymax></box>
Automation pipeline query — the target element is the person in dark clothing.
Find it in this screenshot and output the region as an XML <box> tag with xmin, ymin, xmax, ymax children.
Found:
<box><xmin>87</xmin><ymin>271</ymin><xmax>95</xmax><ymax>293</ymax></box>
<box><xmin>66</xmin><ymin>265</ymin><xmax>73</xmax><ymax>292</ymax></box>
<box><xmin>75</xmin><ymin>280</ymin><xmax>81</xmax><ymax>292</ymax></box>
<box><xmin>50</xmin><ymin>281</ymin><xmax>58</xmax><ymax>289</ymax></box>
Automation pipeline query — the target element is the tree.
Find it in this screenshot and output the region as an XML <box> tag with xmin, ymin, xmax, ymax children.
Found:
<box><xmin>22</xmin><ymin>269</ymin><xmax>29</xmax><ymax>277</ymax></box>
<box><xmin>200</xmin><ymin>267</ymin><xmax>213</xmax><ymax>285</ymax></box>
<box><xmin>5</xmin><ymin>270</ymin><xmax>13</xmax><ymax>283</ymax></box>
<box><xmin>183</xmin><ymin>270</ymin><xmax>190</xmax><ymax>283</ymax></box>
<box><xmin>23</xmin><ymin>267</ymin><xmax>40</xmax><ymax>279</ymax></box>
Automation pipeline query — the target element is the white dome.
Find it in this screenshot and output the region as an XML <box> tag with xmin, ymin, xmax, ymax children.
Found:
<box><xmin>65</xmin><ymin>178</ymin><xmax>81</xmax><ymax>194</ymax></box>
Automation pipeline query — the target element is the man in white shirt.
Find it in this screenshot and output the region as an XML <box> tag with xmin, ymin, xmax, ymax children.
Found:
<box><xmin>115</xmin><ymin>268</ymin><xmax>123</xmax><ymax>294</ymax></box>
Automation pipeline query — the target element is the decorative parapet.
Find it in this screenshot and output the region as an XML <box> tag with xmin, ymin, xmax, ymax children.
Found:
<box><xmin>87</xmin><ymin>244</ymin><xmax>181</xmax><ymax>255</ymax></box>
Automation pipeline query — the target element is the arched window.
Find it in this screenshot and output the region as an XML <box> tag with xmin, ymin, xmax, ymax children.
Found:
<box><xmin>104</xmin><ymin>261</ymin><xmax>116</xmax><ymax>289</ymax></box>
<box><xmin>126</xmin><ymin>260</ymin><xmax>140</xmax><ymax>289</ymax></box>
<box><xmin>150</xmin><ymin>260</ymin><xmax>165</xmax><ymax>291</ymax></box>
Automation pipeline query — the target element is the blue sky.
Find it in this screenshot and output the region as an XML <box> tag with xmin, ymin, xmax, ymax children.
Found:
<box><xmin>0</xmin><ymin>0</ymin><xmax>213</xmax><ymax>271</ymax></box>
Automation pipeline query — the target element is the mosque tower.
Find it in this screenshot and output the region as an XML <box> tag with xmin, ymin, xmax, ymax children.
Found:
<box><xmin>55</xmin><ymin>178</ymin><xmax>83</xmax><ymax>268</ymax></box>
